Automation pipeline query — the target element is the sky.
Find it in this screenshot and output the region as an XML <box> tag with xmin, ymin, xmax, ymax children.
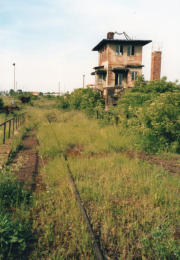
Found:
<box><xmin>0</xmin><ymin>0</ymin><xmax>180</xmax><ymax>93</ymax></box>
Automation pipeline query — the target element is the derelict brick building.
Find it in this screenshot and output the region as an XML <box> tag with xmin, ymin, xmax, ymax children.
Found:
<box><xmin>91</xmin><ymin>32</ymin><xmax>152</xmax><ymax>106</ymax></box>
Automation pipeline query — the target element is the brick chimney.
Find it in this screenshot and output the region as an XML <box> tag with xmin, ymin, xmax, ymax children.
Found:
<box><xmin>151</xmin><ymin>51</ymin><xmax>162</xmax><ymax>81</ymax></box>
<box><xmin>107</xmin><ymin>32</ymin><xmax>114</xmax><ymax>40</ymax></box>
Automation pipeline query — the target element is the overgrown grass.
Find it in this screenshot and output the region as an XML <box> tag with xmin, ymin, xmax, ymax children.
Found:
<box><xmin>29</xmin><ymin>107</ymin><xmax>180</xmax><ymax>259</ymax></box>
<box><xmin>69</xmin><ymin>154</ymin><xmax>180</xmax><ymax>259</ymax></box>
<box><xmin>0</xmin><ymin>167</ymin><xmax>33</xmax><ymax>259</ymax></box>
<box><xmin>30</xmin><ymin>157</ymin><xmax>95</xmax><ymax>259</ymax></box>
<box><xmin>0</xmin><ymin>113</ymin><xmax>35</xmax><ymax>259</ymax></box>
<box><xmin>35</xmin><ymin>109</ymin><xmax>137</xmax><ymax>158</ymax></box>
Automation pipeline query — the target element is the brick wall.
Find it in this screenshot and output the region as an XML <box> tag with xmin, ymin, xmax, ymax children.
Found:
<box><xmin>150</xmin><ymin>51</ymin><xmax>162</xmax><ymax>81</ymax></box>
<box><xmin>108</xmin><ymin>44</ymin><xmax>142</xmax><ymax>67</ymax></box>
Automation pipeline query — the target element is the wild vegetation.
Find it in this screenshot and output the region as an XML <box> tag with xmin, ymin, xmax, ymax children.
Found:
<box><xmin>29</xmin><ymin>107</ymin><xmax>179</xmax><ymax>259</ymax></box>
<box><xmin>57</xmin><ymin>87</ymin><xmax>104</xmax><ymax>115</ymax></box>
<box><xmin>0</xmin><ymin>125</ymin><xmax>34</xmax><ymax>260</ymax></box>
<box><xmin>0</xmin><ymin>98</ymin><xmax>4</xmax><ymax>110</ymax></box>
<box><xmin>58</xmin><ymin>77</ymin><xmax>180</xmax><ymax>154</ymax></box>
<box><xmin>0</xmin><ymin>78</ymin><xmax>180</xmax><ymax>259</ymax></box>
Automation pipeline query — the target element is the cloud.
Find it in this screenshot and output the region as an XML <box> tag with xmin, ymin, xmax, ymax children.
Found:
<box><xmin>0</xmin><ymin>0</ymin><xmax>180</xmax><ymax>92</ymax></box>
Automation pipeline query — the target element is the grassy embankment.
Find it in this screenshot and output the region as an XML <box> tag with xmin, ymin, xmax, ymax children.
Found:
<box><xmin>27</xmin><ymin>105</ymin><xmax>180</xmax><ymax>259</ymax></box>
<box><xmin>0</xmin><ymin>120</ymin><xmax>35</xmax><ymax>259</ymax></box>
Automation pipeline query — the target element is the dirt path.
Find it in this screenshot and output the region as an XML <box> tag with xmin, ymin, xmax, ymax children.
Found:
<box><xmin>11</xmin><ymin>134</ymin><xmax>39</xmax><ymax>190</ymax></box>
<box><xmin>66</xmin><ymin>145</ymin><xmax>180</xmax><ymax>175</ymax></box>
<box><xmin>126</xmin><ymin>151</ymin><xmax>180</xmax><ymax>176</ymax></box>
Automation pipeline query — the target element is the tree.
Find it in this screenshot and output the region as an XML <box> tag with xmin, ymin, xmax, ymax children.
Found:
<box><xmin>9</xmin><ymin>89</ymin><xmax>15</xmax><ymax>96</ymax></box>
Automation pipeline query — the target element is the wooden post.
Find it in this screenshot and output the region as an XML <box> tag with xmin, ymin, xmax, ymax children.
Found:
<box><xmin>3</xmin><ymin>122</ymin><xmax>6</xmax><ymax>144</ymax></box>
<box><xmin>16</xmin><ymin>116</ymin><xmax>17</xmax><ymax>129</ymax></box>
<box><xmin>13</xmin><ymin>118</ymin><xmax>15</xmax><ymax>135</ymax></box>
<box><xmin>8</xmin><ymin>120</ymin><xmax>11</xmax><ymax>138</ymax></box>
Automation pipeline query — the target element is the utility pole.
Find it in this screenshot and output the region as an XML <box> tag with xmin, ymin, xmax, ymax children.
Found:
<box><xmin>83</xmin><ymin>74</ymin><xmax>85</xmax><ymax>88</ymax></box>
<box><xmin>58</xmin><ymin>81</ymin><xmax>60</xmax><ymax>96</ymax></box>
<box><xmin>12</xmin><ymin>63</ymin><xmax>16</xmax><ymax>92</ymax></box>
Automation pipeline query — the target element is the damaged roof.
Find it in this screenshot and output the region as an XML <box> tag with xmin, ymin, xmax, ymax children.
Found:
<box><xmin>92</xmin><ymin>39</ymin><xmax>152</xmax><ymax>51</ymax></box>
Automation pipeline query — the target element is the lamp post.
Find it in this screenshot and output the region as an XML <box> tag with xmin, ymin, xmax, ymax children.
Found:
<box><xmin>12</xmin><ymin>63</ymin><xmax>16</xmax><ymax>92</ymax></box>
<box><xmin>83</xmin><ymin>74</ymin><xmax>85</xmax><ymax>88</ymax></box>
<box><xmin>58</xmin><ymin>81</ymin><xmax>60</xmax><ymax>96</ymax></box>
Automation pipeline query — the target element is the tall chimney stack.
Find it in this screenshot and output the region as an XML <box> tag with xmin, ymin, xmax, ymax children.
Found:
<box><xmin>151</xmin><ymin>51</ymin><xmax>162</xmax><ymax>81</ymax></box>
<box><xmin>107</xmin><ymin>32</ymin><xmax>114</xmax><ymax>40</ymax></box>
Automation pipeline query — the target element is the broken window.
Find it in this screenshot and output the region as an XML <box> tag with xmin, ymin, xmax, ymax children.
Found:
<box><xmin>98</xmin><ymin>74</ymin><xmax>106</xmax><ymax>84</ymax></box>
<box><xmin>116</xmin><ymin>45</ymin><xmax>123</xmax><ymax>56</ymax></box>
<box><xmin>131</xmin><ymin>71</ymin><xmax>138</xmax><ymax>81</ymax></box>
<box><xmin>127</xmin><ymin>45</ymin><xmax>135</xmax><ymax>56</ymax></box>
<box><xmin>115</xmin><ymin>72</ymin><xmax>123</xmax><ymax>85</ymax></box>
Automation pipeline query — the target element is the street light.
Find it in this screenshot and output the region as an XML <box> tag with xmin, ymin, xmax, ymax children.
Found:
<box><xmin>58</xmin><ymin>81</ymin><xmax>60</xmax><ymax>96</ymax></box>
<box><xmin>83</xmin><ymin>74</ymin><xmax>85</xmax><ymax>88</ymax></box>
<box><xmin>12</xmin><ymin>63</ymin><xmax>16</xmax><ymax>92</ymax></box>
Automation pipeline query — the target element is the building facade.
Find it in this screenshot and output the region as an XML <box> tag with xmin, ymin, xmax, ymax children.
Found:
<box><xmin>91</xmin><ymin>32</ymin><xmax>151</xmax><ymax>106</ymax></box>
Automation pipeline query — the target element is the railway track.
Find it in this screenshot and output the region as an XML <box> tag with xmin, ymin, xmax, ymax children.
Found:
<box><xmin>47</xmin><ymin>117</ymin><xmax>107</xmax><ymax>260</ymax></box>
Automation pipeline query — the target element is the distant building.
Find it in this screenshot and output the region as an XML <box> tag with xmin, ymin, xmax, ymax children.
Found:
<box><xmin>91</xmin><ymin>32</ymin><xmax>152</xmax><ymax>106</ymax></box>
<box><xmin>87</xmin><ymin>84</ymin><xmax>96</xmax><ymax>88</ymax></box>
<box><xmin>44</xmin><ymin>92</ymin><xmax>61</xmax><ymax>96</ymax></box>
<box><xmin>31</xmin><ymin>91</ymin><xmax>40</xmax><ymax>96</ymax></box>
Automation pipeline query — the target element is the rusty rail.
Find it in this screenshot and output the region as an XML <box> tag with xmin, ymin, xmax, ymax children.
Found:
<box><xmin>0</xmin><ymin>113</ymin><xmax>25</xmax><ymax>144</ymax></box>
<box><xmin>47</xmin><ymin>117</ymin><xmax>105</xmax><ymax>260</ymax></box>
<box><xmin>64</xmin><ymin>155</ymin><xmax>105</xmax><ymax>260</ymax></box>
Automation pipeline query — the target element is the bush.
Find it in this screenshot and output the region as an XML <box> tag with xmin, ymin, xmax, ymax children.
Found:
<box><xmin>141</xmin><ymin>222</ymin><xmax>180</xmax><ymax>259</ymax></box>
<box><xmin>19</xmin><ymin>96</ymin><xmax>31</xmax><ymax>103</ymax></box>
<box><xmin>0</xmin><ymin>176</ymin><xmax>32</xmax><ymax>211</ymax></box>
<box><xmin>57</xmin><ymin>88</ymin><xmax>104</xmax><ymax>115</ymax></box>
<box><xmin>0</xmin><ymin>170</ymin><xmax>33</xmax><ymax>259</ymax></box>
<box><xmin>57</xmin><ymin>95</ymin><xmax>70</xmax><ymax>109</ymax></box>
<box><xmin>0</xmin><ymin>213</ymin><xmax>33</xmax><ymax>259</ymax></box>
<box><xmin>138</xmin><ymin>93</ymin><xmax>180</xmax><ymax>152</ymax></box>
<box><xmin>133</xmin><ymin>76</ymin><xmax>179</xmax><ymax>94</ymax></box>
<box><xmin>0</xmin><ymin>97</ymin><xmax>4</xmax><ymax>110</ymax></box>
<box><xmin>116</xmin><ymin>78</ymin><xmax>180</xmax><ymax>153</ymax></box>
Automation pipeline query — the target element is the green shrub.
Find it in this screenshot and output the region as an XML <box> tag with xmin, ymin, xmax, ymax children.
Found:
<box><xmin>0</xmin><ymin>213</ymin><xmax>33</xmax><ymax>259</ymax></box>
<box><xmin>136</xmin><ymin>93</ymin><xmax>180</xmax><ymax>152</ymax></box>
<box><xmin>0</xmin><ymin>97</ymin><xmax>4</xmax><ymax>110</ymax></box>
<box><xmin>141</xmin><ymin>222</ymin><xmax>180</xmax><ymax>259</ymax></box>
<box><xmin>57</xmin><ymin>95</ymin><xmax>70</xmax><ymax>109</ymax></box>
<box><xmin>0</xmin><ymin>178</ymin><xmax>32</xmax><ymax>211</ymax></box>
<box><xmin>133</xmin><ymin>76</ymin><xmax>179</xmax><ymax>94</ymax></box>
<box><xmin>57</xmin><ymin>88</ymin><xmax>104</xmax><ymax>115</ymax></box>
<box><xmin>116</xmin><ymin>78</ymin><xmax>180</xmax><ymax>153</ymax></box>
